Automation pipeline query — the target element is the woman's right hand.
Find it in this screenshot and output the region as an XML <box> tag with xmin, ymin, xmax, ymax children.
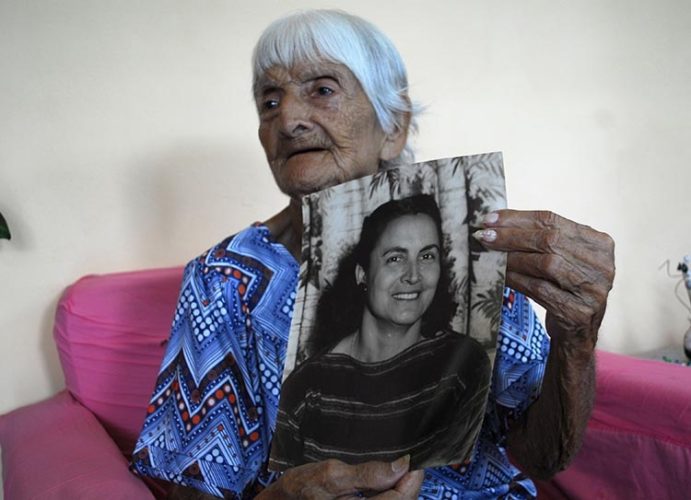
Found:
<box><xmin>257</xmin><ymin>456</ymin><xmax>424</xmax><ymax>499</ymax></box>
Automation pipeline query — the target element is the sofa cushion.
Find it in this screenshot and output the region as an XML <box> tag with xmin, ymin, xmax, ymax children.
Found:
<box><xmin>54</xmin><ymin>267</ymin><xmax>183</xmax><ymax>456</ymax></box>
<box><xmin>0</xmin><ymin>390</ymin><xmax>155</xmax><ymax>499</ymax></box>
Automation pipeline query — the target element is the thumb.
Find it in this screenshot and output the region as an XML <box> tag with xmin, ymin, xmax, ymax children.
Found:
<box><xmin>370</xmin><ymin>469</ymin><xmax>425</xmax><ymax>499</ymax></box>
<box><xmin>393</xmin><ymin>469</ymin><xmax>425</xmax><ymax>497</ymax></box>
<box><xmin>351</xmin><ymin>455</ymin><xmax>411</xmax><ymax>492</ymax></box>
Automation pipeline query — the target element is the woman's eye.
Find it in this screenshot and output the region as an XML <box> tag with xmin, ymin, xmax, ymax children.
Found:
<box><xmin>316</xmin><ymin>86</ymin><xmax>334</xmax><ymax>96</ymax></box>
<box><xmin>421</xmin><ymin>252</ymin><xmax>437</xmax><ymax>261</ymax></box>
<box><xmin>263</xmin><ymin>99</ymin><xmax>279</xmax><ymax>110</ymax></box>
<box><xmin>386</xmin><ymin>254</ymin><xmax>407</xmax><ymax>265</ymax></box>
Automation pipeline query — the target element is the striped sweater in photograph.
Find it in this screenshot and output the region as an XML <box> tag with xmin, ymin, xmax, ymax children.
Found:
<box><xmin>271</xmin><ymin>330</ymin><xmax>492</xmax><ymax>470</ymax></box>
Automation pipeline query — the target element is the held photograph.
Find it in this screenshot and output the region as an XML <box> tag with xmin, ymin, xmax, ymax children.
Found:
<box><xmin>270</xmin><ymin>153</ymin><xmax>507</xmax><ymax>471</ymax></box>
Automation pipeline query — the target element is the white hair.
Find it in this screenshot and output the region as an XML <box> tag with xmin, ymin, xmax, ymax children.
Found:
<box><xmin>252</xmin><ymin>9</ymin><xmax>419</xmax><ymax>167</ymax></box>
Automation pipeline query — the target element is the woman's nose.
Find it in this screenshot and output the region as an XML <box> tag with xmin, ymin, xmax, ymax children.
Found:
<box><xmin>402</xmin><ymin>262</ymin><xmax>421</xmax><ymax>284</ymax></box>
<box><xmin>278</xmin><ymin>93</ymin><xmax>313</xmax><ymax>138</ymax></box>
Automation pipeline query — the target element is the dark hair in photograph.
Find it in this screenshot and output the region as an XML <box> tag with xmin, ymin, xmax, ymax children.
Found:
<box><xmin>309</xmin><ymin>194</ymin><xmax>457</xmax><ymax>356</ymax></box>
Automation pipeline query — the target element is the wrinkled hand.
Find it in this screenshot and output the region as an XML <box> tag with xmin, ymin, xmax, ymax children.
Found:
<box><xmin>257</xmin><ymin>456</ymin><xmax>424</xmax><ymax>500</ymax></box>
<box><xmin>475</xmin><ymin>210</ymin><xmax>615</xmax><ymax>349</ymax></box>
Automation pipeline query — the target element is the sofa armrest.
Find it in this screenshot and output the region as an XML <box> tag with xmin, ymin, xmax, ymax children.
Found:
<box><xmin>0</xmin><ymin>390</ymin><xmax>154</xmax><ymax>499</ymax></box>
<box><xmin>537</xmin><ymin>350</ymin><xmax>691</xmax><ymax>499</ymax></box>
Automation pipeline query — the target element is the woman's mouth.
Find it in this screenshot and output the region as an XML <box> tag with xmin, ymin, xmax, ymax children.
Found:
<box><xmin>392</xmin><ymin>292</ymin><xmax>420</xmax><ymax>300</ymax></box>
<box><xmin>287</xmin><ymin>147</ymin><xmax>326</xmax><ymax>159</ymax></box>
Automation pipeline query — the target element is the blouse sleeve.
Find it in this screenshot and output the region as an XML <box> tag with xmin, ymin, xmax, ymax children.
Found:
<box><xmin>267</xmin><ymin>367</ymin><xmax>308</xmax><ymax>471</ymax></box>
<box><xmin>489</xmin><ymin>288</ymin><xmax>551</xmax><ymax>429</ymax></box>
<box><xmin>131</xmin><ymin>230</ymin><xmax>297</xmax><ymax>497</ymax></box>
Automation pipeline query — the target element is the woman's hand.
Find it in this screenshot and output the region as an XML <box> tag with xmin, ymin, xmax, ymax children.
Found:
<box><xmin>475</xmin><ymin>209</ymin><xmax>615</xmax><ymax>349</ymax></box>
<box><xmin>258</xmin><ymin>456</ymin><xmax>424</xmax><ymax>499</ymax></box>
<box><xmin>473</xmin><ymin>209</ymin><xmax>615</xmax><ymax>478</ymax></box>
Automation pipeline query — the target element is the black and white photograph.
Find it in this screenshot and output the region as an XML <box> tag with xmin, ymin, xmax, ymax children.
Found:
<box><xmin>270</xmin><ymin>153</ymin><xmax>507</xmax><ymax>471</ymax></box>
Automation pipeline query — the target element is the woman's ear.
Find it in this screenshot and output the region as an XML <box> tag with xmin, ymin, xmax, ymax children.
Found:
<box><xmin>355</xmin><ymin>264</ymin><xmax>366</xmax><ymax>286</ymax></box>
<box><xmin>379</xmin><ymin>107</ymin><xmax>411</xmax><ymax>162</ymax></box>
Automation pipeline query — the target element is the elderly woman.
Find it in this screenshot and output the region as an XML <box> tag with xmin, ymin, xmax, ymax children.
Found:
<box><xmin>271</xmin><ymin>195</ymin><xmax>492</xmax><ymax>471</ymax></box>
<box><xmin>132</xmin><ymin>9</ymin><xmax>614</xmax><ymax>500</ymax></box>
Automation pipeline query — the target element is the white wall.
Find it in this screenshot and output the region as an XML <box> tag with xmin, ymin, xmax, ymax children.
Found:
<box><xmin>1</xmin><ymin>0</ymin><xmax>690</xmax><ymax>414</ymax></box>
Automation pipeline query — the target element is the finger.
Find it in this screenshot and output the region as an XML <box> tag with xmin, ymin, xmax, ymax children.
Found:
<box><xmin>479</xmin><ymin>210</ymin><xmax>614</xmax><ymax>259</ymax></box>
<box><xmin>324</xmin><ymin>456</ymin><xmax>410</xmax><ymax>496</ymax></box>
<box><xmin>307</xmin><ymin>459</ymin><xmax>359</xmax><ymax>496</ymax></box>
<box><xmin>353</xmin><ymin>456</ymin><xmax>410</xmax><ymax>491</ymax></box>
<box><xmin>394</xmin><ymin>470</ymin><xmax>425</xmax><ymax>498</ymax></box>
<box><xmin>474</xmin><ymin>228</ymin><xmax>614</xmax><ymax>278</ymax></box>
<box><xmin>473</xmin><ymin>227</ymin><xmax>562</xmax><ymax>254</ymax></box>
<box><xmin>482</xmin><ymin>209</ymin><xmax>575</xmax><ymax>231</ymax></box>
<box><xmin>367</xmin><ymin>469</ymin><xmax>424</xmax><ymax>499</ymax></box>
<box><xmin>506</xmin><ymin>271</ymin><xmax>600</xmax><ymax>329</ymax></box>
<box><xmin>482</xmin><ymin>209</ymin><xmax>615</xmax><ymax>258</ymax></box>
<box><xmin>507</xmin><ymin>252</ymin><xmax>595</xmax><ymax>293</ymax></box>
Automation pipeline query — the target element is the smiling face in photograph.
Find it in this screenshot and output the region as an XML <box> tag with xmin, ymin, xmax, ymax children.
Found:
<box><xmin>358</xmin><ymin>214</ymin><xmax>441</xmax><ymax>330</ymax></box>
<box><xmin>255</xmin><ymin>61</ymin><xmax>401</xmax><ymax>198</ymax></box>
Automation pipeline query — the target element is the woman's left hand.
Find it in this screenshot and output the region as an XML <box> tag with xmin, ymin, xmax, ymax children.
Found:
<box><xmin>473</xmin><ymin>209</ymin><xmax>615</xmax><ymax>478</ymax></box>
<box><xmin>474</xmin><ymin>209</ymin><xmax>615</xmax><ymax>349</ymax></box>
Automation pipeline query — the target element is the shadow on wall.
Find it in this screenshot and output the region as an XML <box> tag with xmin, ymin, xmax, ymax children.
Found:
<box><xmin>39</xmin><ymin>295</ymin><xmax>64</xmax><ymax>397</ymax></box>
<box><xmin>123</xmin><ymin>139</ymin><xmax>284</xmax><ymax>268</ymax></box>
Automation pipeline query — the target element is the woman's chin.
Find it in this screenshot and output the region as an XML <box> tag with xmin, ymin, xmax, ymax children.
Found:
<box><xmin>389</xmin><ymin>312</ymin><xmax>425</xmax><ymax>330</ymax></box>
<box><xmin>275</xmin><ymin>156</ymin><xmax>335</xmax><ymax>192</ymax></box>
<box><xmin>278</xmin><ymin>172</ymin><xmax>340</xmax><ymax>197</ymax></box>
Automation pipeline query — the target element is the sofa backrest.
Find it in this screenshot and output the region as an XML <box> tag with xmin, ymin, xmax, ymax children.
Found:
<box><xmin>54</xmin><ymin>266</ymin><xmax>183</xmax><ymax>456</ymax></box>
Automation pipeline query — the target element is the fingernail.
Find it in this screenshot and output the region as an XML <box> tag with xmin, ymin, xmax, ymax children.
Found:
<box><xmin>391</xmin><ymin>454</ymin><xmax>410</xmax><ymax>473</ymax></box>
<box><xmin>483</xmin><ymin>212</ymin><xmax>499</xmax><ymax>225</ymax></box>
<box><xmin>472</xmin><ymin>229</ymin><xmax>497</xmax><ymax>242</ymax></box>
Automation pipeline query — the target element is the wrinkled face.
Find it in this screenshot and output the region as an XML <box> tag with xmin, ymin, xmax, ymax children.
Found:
<box><xmin>358</xmin><ymin>214</ymin><xmax>441</xmax><ymax>329</ymax></box>
<box><xmin>256</xmin><ymin>61</ymin><xmax>398</xmax><ymax>198</ymax></box>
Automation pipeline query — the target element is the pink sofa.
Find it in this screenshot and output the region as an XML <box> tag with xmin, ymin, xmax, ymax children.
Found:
<box><xmin>1</xmin><ymin>267</ymin><xmax>689</xmax><ymax>499</ymax></box>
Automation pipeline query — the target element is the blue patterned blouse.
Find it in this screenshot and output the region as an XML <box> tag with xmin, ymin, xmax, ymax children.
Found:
<box><xmin>131</xmin><ymin>224</ymin><xmax>550</xmax><ymax>499</ymax></box>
